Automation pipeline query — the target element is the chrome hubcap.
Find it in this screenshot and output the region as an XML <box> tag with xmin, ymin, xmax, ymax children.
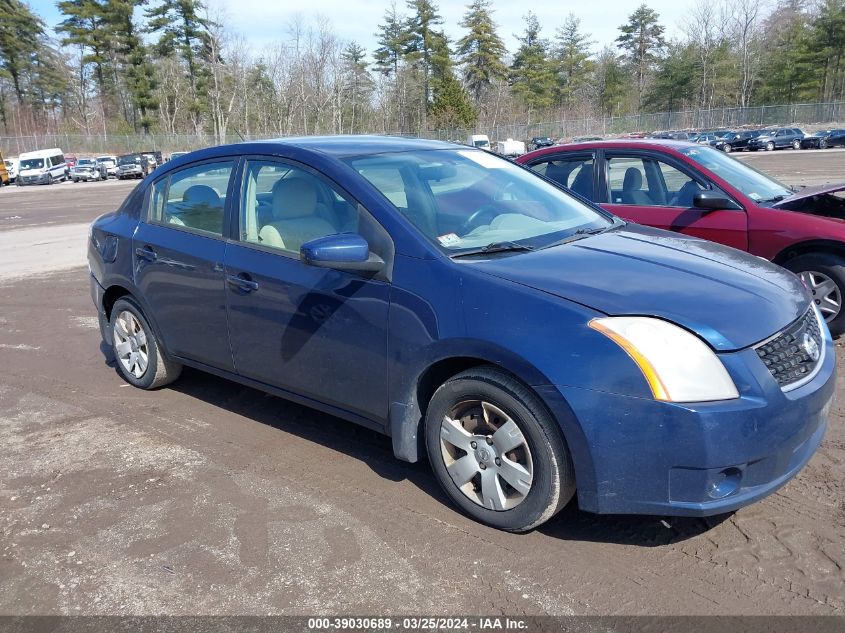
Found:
<box><xmin>439</xmin><ymin>400</ymin><xmax>533</xmax><ymax>511</ymax></box>
<box><xmin>800</xmin><ymin>270</ymin><xmax>841</xmax><ymax>321</ymax></box>
<box><xmin>113</xmin><ymin>310</ymin><xmax>149</xmax><ymax>378</ymax></box>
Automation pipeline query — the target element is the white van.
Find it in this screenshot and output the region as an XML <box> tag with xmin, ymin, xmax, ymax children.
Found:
<box><xmin>494</xmin><ymin>138</ymin><xmax>526</xmax><ymax>157</ymax></box>
<box><xmin>467</xmin><ymin>134</ymin><xmax>490</xmax><ymax>149</ymax></box>
<box><xmin>17</xmin><ymin>148</ymin><xmax>67</xmax><ymax>185</ymax></box>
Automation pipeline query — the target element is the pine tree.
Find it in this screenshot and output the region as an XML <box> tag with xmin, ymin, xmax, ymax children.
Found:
<box><xmin>510</xmin><ymin>11</ymin><xmax>556</xmax><ymax>111</ymax></box>
<box><xmin>456</xmin><ymin>0</ymin><xmax>507</xmax><ymax>103</ymax></box>
<box><xmin>645</xmin><ymin>41</ymin><xmax>696</xmax><ymax>111</ymax></box>
<box><xmin>57</xmin><ymin>0</ymin><xmax>115</xmax><ymax>114</ymax></box>
<box><xmin>595</xmin><ymin>46</ymin><xmax>628</xmax><ymax>117</ymax></box>
<box><xmin>146</xmin><ymin>0</ymin><xmax>211</xmax><ymax>130</ymax></box>
<box><xmin>374</xmin><ymin>2</ymin><xmax>411</xmax><ymax>76</ymax></box>
<box><xmin>0</xmin><ymin>0</ymin><xmax>49</xmax><ymax>104</ymax></box>
<box><xmin>341</xmin><ymin>42</ymin><xmax>374</xmax><ymax>133</ymax></box>
<box><xmin>429</xmin><ymin>71</ymin><xmax>477</xmax><ymax>129</ymax></box>
<box><xmin>404</xmin><ymin>0</ymin><xmax>449</xmax><ymax>106</ymax></box>
<box><xmin>553</xmin><ymin>14</ymin><xmax>594</xmax><ymax>109</ymax></box>
<box><xmin>616</xmin><ymin>3</ymin><xmax>666</xmax><ymax>111</ymax></box>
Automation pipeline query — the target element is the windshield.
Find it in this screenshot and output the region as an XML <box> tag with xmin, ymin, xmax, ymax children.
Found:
<box><xmin>346</xmin><ymin>149</ymin><xmax>613</xmax><ymax>253</ymax></box>
<box><xmin>681</xmin><ymin>145</ymin><xmax>792</xmax><ymax>203</ymax></box>
<box><xmin>77</xmin><ymin>159</ymin><xmax>95</xmax><ymax>166</ymax></box>
<box><xmin>20</xmin><ymin>158</ymin><xmax>45</xmax><ymax>170</ymax></box>
<box><xmin>97</xmin><ymin>156</ymin><xmax>114</xmax><ymax>164</ymax></box>
<box><xmin>118</xmin><ymin>156</ymin><xmax>140</xmax><ymax>165</ymax></box>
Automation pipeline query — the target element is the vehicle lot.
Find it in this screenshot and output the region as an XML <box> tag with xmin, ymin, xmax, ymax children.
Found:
<box><xmin>0</xmin><ymin>150</ymin><xmax>844</xmax><ymax>616</ymax></box>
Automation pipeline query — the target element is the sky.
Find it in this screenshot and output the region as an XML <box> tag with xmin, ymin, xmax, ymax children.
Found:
<box><xmin>27</xmin><ymin>0</ymin><xmax>690</xmax><ymax>58</ymax></box>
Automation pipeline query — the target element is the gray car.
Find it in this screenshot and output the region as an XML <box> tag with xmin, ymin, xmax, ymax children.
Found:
<box><xmin>748</xmin><ymin>127</ymin><xmax>806</xmax><ymax>151</ymax></box>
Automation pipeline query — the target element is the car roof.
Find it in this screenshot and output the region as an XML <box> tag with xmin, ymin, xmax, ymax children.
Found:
<box><xmin>241</xmin><ymin>135</ymin><xmax>458</xmax><ymax>158</ymax></box>
<box><xmin>522</xmin><ymin>139</ymin><xmax>698</xmax><ymax>157</ymax></box>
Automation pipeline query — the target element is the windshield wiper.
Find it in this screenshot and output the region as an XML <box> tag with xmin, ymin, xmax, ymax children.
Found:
<box><xmin>451</xmin><ymin>241</ymin><xmax>536</xmax><ymax>258</ymax></box>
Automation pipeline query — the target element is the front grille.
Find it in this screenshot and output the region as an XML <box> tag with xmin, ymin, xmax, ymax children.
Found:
<box><xmin>755</xmin><ymin>308</ymin><xmax>823</xmax><ymax>389</ymax></box>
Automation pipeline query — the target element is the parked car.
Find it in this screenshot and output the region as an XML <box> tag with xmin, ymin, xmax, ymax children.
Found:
<box><xmin>4</xmin><ymin>157</ymin><xmax>19</xmax><ymax>183</ymax></box>
<box><xmin>529</xmin><ymin>136</ymin><xmax>555</xmax><ymax>151</ymax></box>
<box><xmin>0</xmin><ymin>151</ymin><xmax>9</xmax><ymax>186</ymax></box>
<box><xmin>117</xmin><ymin>153</ymin><xmax>151</xmax><ymax>179</ymax></box>
<box><xmin>518</xmin><ymin>139</ymin><xmax>845</xmax><ymax>334</ymax></box>
<box><xmin>748</xmin><ymin>127</ymin><xmax>806</xmax><ymax>151</ymax></box>
<box><xmin>801</xmin><ymin>129</ymin><xmax>845</xmax><ymax>149</ymax></box>
<box><xmin>168</xmin><ymin>151</ymin><xmax>189</xmax><ymax>161</ymax></box>
<box><xmin>89</xmin><ymin>136</ymin><xmax>833</xmax><ymax>532</ymax></box>
<box><xmin>17</xmin><ymin>148</ymin><xmax>67</xmax><ymax>185</ymax></box>
<box><xmin>712</xmin><ymin>130</ymin><xmax>760</xmax><ymax>152</ymax></box>
<box><xmin>96</xmin><ymin>155</ymin><xmax>118</xmax><ymax>179</ymax></box>
<box><xmin>71</xmin><ymin>158</ymin><xmax>102</xmax><ymax>182</ymax></box>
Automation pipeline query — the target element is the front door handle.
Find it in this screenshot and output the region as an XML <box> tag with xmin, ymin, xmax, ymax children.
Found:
<box><xmin>226</xmin><ymin>274</ymin><xmax>259</xmax><ymax>293</ymax></box>
<box><xmin>135</xmin><ymin>246</ymin><xmax>157</xmax><ymax>261</ymax></box>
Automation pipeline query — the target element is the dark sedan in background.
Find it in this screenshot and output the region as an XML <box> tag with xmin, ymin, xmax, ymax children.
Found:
<box><xmin>713</xmin><ymin>130</ymin><xmax>761</xmax><ymax>152</ymax></box>
<box><xmin>801</xmin><ymin>129</ymin><xmax>845</xmax><ymax>149</ymax></box>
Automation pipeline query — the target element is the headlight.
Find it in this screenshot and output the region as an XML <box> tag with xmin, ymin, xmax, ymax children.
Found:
<box><xmin>589</xmin><ymin>317</ymin><xmax>739</xmax><ymax>403</ymax></box>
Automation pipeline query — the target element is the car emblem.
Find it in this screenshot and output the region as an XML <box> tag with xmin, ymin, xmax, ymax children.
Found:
<box><xmin>803</xmin><ymin>332</ymin><xmax>820</xmax><ymax>362</ymax></box>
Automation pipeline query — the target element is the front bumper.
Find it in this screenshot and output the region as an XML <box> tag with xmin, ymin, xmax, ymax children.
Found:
<box><xmin>537</xmin><ymin>335</ymin><xmax>835</xmax><ymax>516</ymax></box>
<box><xmin>18</xmin><ymin>173</ymin><xmax>50</xmax><ymax>185</ymax></box>
<box><xmin>73</xmin><ymin>171</ymin><xmax>98</xmax><ymax>180</ymax></box>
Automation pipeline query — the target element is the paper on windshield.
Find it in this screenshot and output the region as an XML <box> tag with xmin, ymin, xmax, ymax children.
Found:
<box><xmin>457</xmin><ymin>150</ymin><xmax>515</xmax><ymax>169</ymax></box>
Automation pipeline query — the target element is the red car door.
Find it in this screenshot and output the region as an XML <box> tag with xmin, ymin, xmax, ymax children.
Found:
<box><xmin>601</xmin><ymin>152</ymin><xmax>749</xmax><ymax>251</ymax></box>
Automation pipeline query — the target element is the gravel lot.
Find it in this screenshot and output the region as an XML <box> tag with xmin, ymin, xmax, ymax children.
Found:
<box><xmin>0</xmin><ymin>151</ymin><xmax>843</xmax><ymax>616</ymax></box>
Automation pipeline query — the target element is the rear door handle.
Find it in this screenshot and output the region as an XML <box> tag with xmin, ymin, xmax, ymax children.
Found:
<box><xmin>226</xmin><ymin>274</ymin><xmax>259</xmax><ymax>292</ymax></box>
<box><xmin>135</xmin><ymin>246</ymin><xmax>157</xmax><ymax>261</ymax></box>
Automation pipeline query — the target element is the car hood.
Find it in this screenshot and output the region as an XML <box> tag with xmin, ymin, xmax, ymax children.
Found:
<box><xmin>773</xmin><ymin>182</ymin><xmax>845</xmax><ymax>207</ymax></box>
<box><xmin>469</xmin><ymin>225</ymin><xmax>809</xmax><ymax>351</ymax></box>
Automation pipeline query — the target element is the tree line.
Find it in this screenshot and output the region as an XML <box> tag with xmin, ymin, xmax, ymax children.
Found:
<box><xmin>1</xmin><ymin>0</ymin><xmax>844</xmax><ymax>144</ymax></box>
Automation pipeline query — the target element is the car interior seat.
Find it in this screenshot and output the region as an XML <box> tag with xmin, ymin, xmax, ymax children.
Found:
<box><xmin>621</xmin><ymin>168</ymin><xmax>653</xmax><ymax>205</ymax></box>
<box><xmin>179</xmin><ymin>184</ymin><xmax>222</xmax><ymax>232</ymax></box>
<box><xmin>569</xmin><ymin>163</ymin><xmax>594</xmax><ymax>199</ymax></box>
<box><xmin>259</xmin><ymin>177</ymin><xmax>337</xmax><ymax>251</ymax></box>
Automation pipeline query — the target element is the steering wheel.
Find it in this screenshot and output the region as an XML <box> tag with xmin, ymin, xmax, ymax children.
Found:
<box><xmin>461</xmin><ymin>204</ymin><xmax>502</xmax><ymax>234</ymax></box>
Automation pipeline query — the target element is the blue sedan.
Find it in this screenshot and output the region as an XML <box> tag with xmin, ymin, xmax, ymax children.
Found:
<box><xmin>88</xmin><ymin>136</ymin><xmax>834</xmax><ymax>531</ymax></box>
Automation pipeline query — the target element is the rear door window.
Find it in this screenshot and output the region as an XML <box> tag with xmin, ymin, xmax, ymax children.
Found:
<box><xmin>148</xmin><ymin>161</ymin><xmax>235</xmax><ymax>236</ymax></box>
<box><xmin>529</xmin><ymin>155</ymin><xmax>596</xmax><ymax>199</ymax></box>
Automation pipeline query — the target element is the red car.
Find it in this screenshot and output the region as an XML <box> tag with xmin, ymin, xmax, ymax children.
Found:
<box><xmin>517</xmin><ymin>140</ymin><xmax>845</xmax><ymax>335</ymax></box>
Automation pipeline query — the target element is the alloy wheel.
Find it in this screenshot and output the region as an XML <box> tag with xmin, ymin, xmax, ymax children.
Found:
<box><xmin>439</xmin><ymin>400</ymin><xmax>534</xmax><ymax>511</ymax></box>
<box><xmin>113</xmin><ymin>310</ymin><xmax>149</xmax><ymax>378</ymax></box>
<box><xmin>799</xmin><ymin>270</ymin><xmax>841</xmax><ymax>321</ymax></box>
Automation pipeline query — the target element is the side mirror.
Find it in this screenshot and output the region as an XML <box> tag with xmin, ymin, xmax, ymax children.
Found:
<box><xmin>693</xmin><ymin>191</ymin><xmax>742</xmax><ymax>212</ymax></box>
<box><xmin>300</xmin><ymin>233</ymin><xmax>385</xmax><ymax>273</ymax></box>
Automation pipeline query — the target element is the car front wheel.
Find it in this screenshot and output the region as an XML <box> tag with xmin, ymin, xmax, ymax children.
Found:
<box><xmin>425</xmin><ymin>366</ymin><xmax>575</xmax><ymax>532</ymax></box>
<box><xmin>110</xmin><ymin>297</ymin><xmax>182</xmax><ymax>389</ymax></box>
<box><xmin>785</xmin><ymin>253</ymin><xmax>845</xmax><ymax>336</ymax></box>
<box><xmin>793</xmin><ymin>139</ymin><xmax>802</xmax><ymax>150</ymax></box>
<box><xmin>723</xmin><ymin>144</ymin><xmax>732</xmax><ymax>153</ymax></box>
<box><xmin>767</xmin><ymin>141</ymin><xmax>776</xmax><ymax>151</ymax></box>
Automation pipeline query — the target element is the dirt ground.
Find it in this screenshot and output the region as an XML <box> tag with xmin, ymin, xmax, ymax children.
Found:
<box><xmin>0</xmin><ymin>152</ymin><xmax>844</xmax><ymax>616</ymax></box>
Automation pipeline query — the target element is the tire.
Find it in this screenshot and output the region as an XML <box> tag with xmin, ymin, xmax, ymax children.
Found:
<box><xmin>793</xmin><ymin>139</ymin><xmax>801</xmax><ymax>150</ymax></box>
<box><xmin>110</xmin><ymin>297</ymin><xmax>182</xmax><ymax>389</ymax></box>
<box><xmin>766</xmin><ymin>141</ymin><xmax>776</xmax><ymax>151</ymax></box>
<box><xmin>820</xmin><ymin>139</ymin><xmax>828</xmax><ymax>149</ymax></box>
<box><xmin>424</xmin><ymin>366</ymin><xmax>575</xmax><ymax>532</ymax></box>
<box><xmin>723</xmin><ymin>144</ymin><xmax>732</xmax><ymax>153</ymax></box>
<box><xmin>784</xmin><ymin>253</ymin><xmax>845</xmax><ymax>337</ymax></box>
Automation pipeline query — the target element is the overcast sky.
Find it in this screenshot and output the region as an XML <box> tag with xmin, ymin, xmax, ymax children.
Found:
<box><xmin>29</xmin><ymin>0</ymin><xmax>689</xmax><ymax>58</ymax></box>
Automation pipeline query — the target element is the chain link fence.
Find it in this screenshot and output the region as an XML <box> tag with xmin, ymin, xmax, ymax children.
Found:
<box><xmin>3</xmin><ymin>102</ymin><xmax>844</xmax><ymax>157</ymax></box>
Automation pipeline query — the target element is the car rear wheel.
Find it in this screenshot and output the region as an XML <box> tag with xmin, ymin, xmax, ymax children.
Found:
<box><xmin>784</xmin><ymin>253</ymin><xmax>845</xmax><ymax>336</ymax></box>
<box><xmin>425</xmin><ymin>366</ymin><xmax>575</xmax><ymax>532</ymax></box>
<box><xmin>766</xmin><ymin>141</ymin><xmax>776</xmax><ymax>151</ymax></box>
<box><xmin>723</xmin><ymin>144</ymin><xmax>732</xmax><ymax>153</ymax></box>
<box><xmin>110</xmin><ymin>297</ymin><xmax>182</xmax><ymax>389</ymax></box>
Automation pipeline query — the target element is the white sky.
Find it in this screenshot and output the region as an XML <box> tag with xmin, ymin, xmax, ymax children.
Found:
<box><xmin>32</xmin><ymin>0</ymin><xmax>690</xmax><ymax>59</ymax></box>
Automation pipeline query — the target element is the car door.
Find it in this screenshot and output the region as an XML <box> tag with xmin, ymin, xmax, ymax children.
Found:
<box><xmin>601</xmin><ymin>152</ymin><xmax>748</xmax><ymax>250</ymax></box>
<box><xmin>224</xmin><ymin>158</ymin><xmax>392</xmax><ymax>422</ymax></box>
<box><xmin>133</xmin><ymin>158</ymin><xmax>236</xmax><ymax>370</ymax></box>
<box><xmin>526</xmin><ymin>153</ymin><xmax>597</xmax><ymax>201</ymax></box>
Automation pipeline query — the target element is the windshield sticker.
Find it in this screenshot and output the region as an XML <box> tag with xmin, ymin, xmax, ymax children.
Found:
<box><xmin>749</xmin><ymin>192</ymin><xmax>762</xmax><ymax>201</ymax></box>
<box><xmin>457</xmin><ymin>150</ymin><xmax>512</xmax><ymax>169</ymax></box>
<box><xmin>437</xmin><ymin>233</ymin><xmax>462</xmax><ymax>247</ymax></box>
